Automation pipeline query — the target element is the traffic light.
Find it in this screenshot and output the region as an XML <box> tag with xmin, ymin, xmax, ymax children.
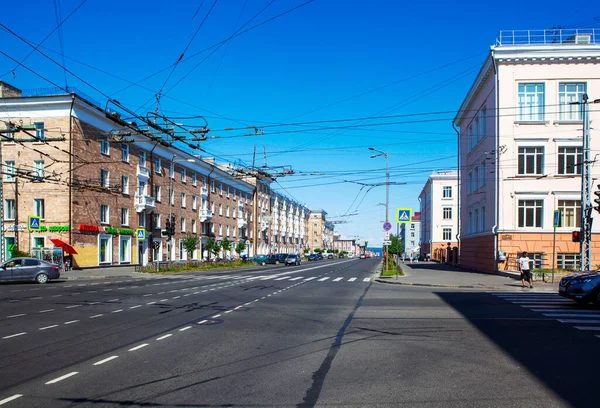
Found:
<box><xmin>164</xmin><ymin>219</ymin><xmax>171</xmax><ymax>237</ymax></box>
<box><xmin>572</xmin><ymin>230</ymin><xmax>581</xmax><ymax>242</ymax></box>
<box><xmin>594</xmin><ymin>184</ymin><xmax>600</xmax><ymax>213</ymax></box>
<box><xmin>169</xmin><ymin>215</ymin><xmax>176</xmax><ymax>236</ymax></box>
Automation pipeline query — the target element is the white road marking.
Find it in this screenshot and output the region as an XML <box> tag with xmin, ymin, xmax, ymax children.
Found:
<box><xmin>558</xmin><ymin>319</ymin><xmax>600</xmax><ymax>324</ymax></box>
<box><xmin>179</xmin><ymin>326</ymin><xmax>192</xmax><ymax>331</ymax></box>
<box><xmin>130</xmin><ymin>305</ymin><xmax>142</xmax><ymax>309</ymax></box>
<box><xmin>7</xmin><ymin>314</ymin><xmax>25</xmax><ymax>318</ymax></box>
<box><xmin>575</xmin><ymin>326</ymin><xmax>600</xmax><ymax>331</ymax></box>
<box><xmin>129</xmin><ymin>344</ymin><xmax>148</xmax><ymax>351</ymax></box>
<box><xmin>93</xmin><ymin>356</ymin><xmax>119</xmax><ymax>366</ymax></box>
<box><xmin>172</xmin><ymin>296</ymin><xmax>181</xmax><ymax>299</ymax></box>
<box><xmin>318</xmin><ymin>277</ymin><xmax>330</xmax><ymax>281</ymax></box>
<box><xmin>0</xmin><ymin>394</ymin><xmax>23</xmax><ymax>405</ymax></box>
<box><xmin>303</xmin><ymin>277</ymin><xmax>317</xmax><ymax>281</ymax></box>
<box><xmin>158</xmin><ymin>292</ymin><xmax>166</xmax><ymax>294</ymax></box>
<box><xmin>193</xmin><ymin>292</ymin><xmax>200</xmax><ymax>295</ymax></box>
<box><xmin>147</xmin><ymin>301</ymin><xmax>156</xmax><ymax>305</ymax></box>
<box><xmin>39</xmin><ymin>309</ymin><xmax>54</xmax><ymax>313</ymax></box>
<box><xmin>90</xmin><ymin>314</ymin><xmax>103</xmax><ymax>319</ymax></box>
<box><xmin>348</xmin><ymin>278</ymin><xmax>357</xmax><ymax>282</ymax></box>
<box><xmin>2</xmin><ymin>332</ymin><xmax>26</xmax><ymax>339</ymax></box>
<box><xmin>89</xmin><ymin>302</ymin><xmax>100</xmax><ymax>305</ymax></box>
<box><xmin>30</xmin><ymin>296</ymin><xmax>42</xmax><ymax>300</ymax></box>
<box><xmin>183</xmin><ymin>294</ymin><xmax>191</xmax><ymax>297</ymax></box>
<box><xmin>156</xmin><ymin>334</ymin><xmax>172</xmax><ymax>341</ymax></box>
<box><xmin>363</xmin><ymin>277</ymin><xmax>371</xmax><ymax>282</ymax></box>
<box><xmin>333</xmin><ymin>278</ymin><xmax>343</xmax><ymax>282</ymax></box>
<box><xmin>45</xmin><ymin>372</ymin><xmax>78</xmax><ymax>384</ymax></box>
<box><xmin>143</xmin><ymin>294</ymin><xmax>152</xmax><ymax>297</ymax></box>
<box><xmin>39</xmin><ymin>325</ymin><xmax>58</xmax><ymax>331</ymax></box>
<box><xmin>544</xmin><ymin>313</ymin><xmax>600</xmax><ymax>318</ymax></box>
<box><xmin>213</xmin><ymin>314</ymin><xmax>221</xmax><ymax>318</ymax></box>
<box><xmin>72</xmin><ymin>292</ymin><xmax>81</xmax><ymax>295</ymax></box>
<box><xmin>66</xmin><ymin>305</ymin><xmax>81</xmax><ymax>309</ymax></box>
<box><xmin>159</xmin><ymin>299</ymin><xmax>168</xmax><ymax>302</ymax></box>
<box><xmin>52</xmin><ymin>294</ymin><xmax>63</xmax><ymax>297</ymax></box>
<box><xmin>234</xmin><ymin>306</ymin><xmax>242</xmax><ymax>310</ymax></box>
<box><xmin>201</xmin><ymin>290</ymin><xmax>208</xmax><ymax>293</ymax></box>
<box><xmin>224</xmin><ymin>310</ymin><xmax>232</xmax><ymax>314</ymax></box>
<box><xmin>103</xmin><ymin>289</ymin><xmax>113</xmax><ymax>291</ymax></box>
<box><xmin>275</xmin><ymin>277</ymin><xmax>290</xmax><ymax>280</ymax></box>
<box><xmin>198</xmin><ymin>320</ymin><xmax>208</xmax><ymax>324</ymax></box>
<box><xmin>111</xmin><ymin>309</ymin><xmax>123</xmax><ymax>313</ymax></box>
<box><xmin>64</xmin><ymin>320</ymin><xmax>79</xmax><ymax>325</ymax></box>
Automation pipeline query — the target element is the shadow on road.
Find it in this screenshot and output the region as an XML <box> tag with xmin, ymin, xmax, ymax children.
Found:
<box><xmin>437</xmin><ymin>291</ymin><xmax>600</xmax><ymax>407</ymax></box>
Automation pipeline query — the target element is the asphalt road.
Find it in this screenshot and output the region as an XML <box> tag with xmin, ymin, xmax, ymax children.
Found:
<box><xmin>1</xmin><ymin>259</ymin><xmax>599</xmax><ymax>407</ymax></box>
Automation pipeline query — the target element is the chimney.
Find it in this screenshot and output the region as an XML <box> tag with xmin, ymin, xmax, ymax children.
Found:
<box><xmin>0</xmin><ymin>81</ymin><xmax>23</xmax><ymax>98</ymax></box>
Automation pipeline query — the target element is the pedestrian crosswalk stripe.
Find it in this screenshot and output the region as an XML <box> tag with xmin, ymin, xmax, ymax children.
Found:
<box><xmin>303</xmin><ymin>277</ymin><xmax>317</xmax><ymax>281</ymax></box>
<box><xmin>574</xmin><ymin>326</ymin><xmax>600</xmax><ymax>331</ymax></box>
<box><xmin>333</xmin><ymin>277</ymin><xmax>343</xmax><ymax>282</ymax></box>
<box><xmin>544</xmin><ymin>313</ymin><xmax>600</xmax><ymax>318</ymax></box>
<box><xmin>558</xmin><ymin>319</ymin><xmax>600</xmax><ymax>324</ymax></box>
<box><xmin>318</xmin><ymin>277</ymin><xmax>330</xmax><ymax>281</ymax></box>
<box><xmin>274</xmin><ymin>277</ymin><xmax>290</xmax><ymax>280</ymax></box>
<box><xmin>289</xmin><ymin>277</ymin><xmax>303</xmax><ymax>281</ymax></box>
<box><xmin>348</xmin><ymin>278</ymin><xmax>357</xmax><ymax>282</ymax></box>
<box><xmin>363</xmin><ymin>278</ymin><xmax>371</xmax><ymax>282</ymax></box>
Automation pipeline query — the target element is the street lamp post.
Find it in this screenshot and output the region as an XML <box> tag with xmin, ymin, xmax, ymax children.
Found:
<box><xmin>369</xmin><ymin>147</ymin><xmax>389</xmax><ymax>273</ymax></box>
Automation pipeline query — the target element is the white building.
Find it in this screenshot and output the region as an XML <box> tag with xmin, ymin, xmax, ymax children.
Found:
<box><xmin>454</xmin><ymin>28</ymin><xmax>600</xmax><ymax>273</ymax></box>
<box><xmin>400</xmin><ymin>212</ymin><xmax>421</xmax><ymax>258</ymax></box>
<box><xmin>419</xmin><ymin>170</ymin><xmax>459</xmax><ymax>262</ymax></box>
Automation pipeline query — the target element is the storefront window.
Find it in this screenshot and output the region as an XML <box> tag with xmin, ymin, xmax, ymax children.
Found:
<box><xmin>120</xmin><ymin>236</ymin><xmax>131</xmax><ymax>263</ymax></box>
<box><xmin>99</xmin><ymin>235</ymin><xmax>112</xmax><ymax>264</ymax></box>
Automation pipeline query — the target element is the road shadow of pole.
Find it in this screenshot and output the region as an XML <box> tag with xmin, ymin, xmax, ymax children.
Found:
<box><xmin>436</xmin><ymin>291</ymin><xmax>600</xmax><ymax>407</ymax></box>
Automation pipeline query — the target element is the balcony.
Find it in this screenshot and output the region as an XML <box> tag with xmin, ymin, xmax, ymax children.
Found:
<box><xmin>237</xmin><ymin>217</ymin><xmax>247</xmax><ymax>228</ymax></box>
<box><xmin>134</xmin><ymin>194</ymin><xmax>156</xmax><ymax>213</ymax></box>
<box><xmin>201</xmin><ymin>186</ymin><xmax>208</xmax><ymax>197</ymax></box>
<box><xmin>137</xmin><ymin>165</ymin><xmax>150</xmax><ymax>179</ymax></box>
<box><xmin>199</xmin><ymin>208</ymin><xmax>213</xmax><ymax>222</ymax></box>
<box><xmin>260</xmin><ymin>221</ymin><xmax>269</xmax><ymax>232</ymax></box>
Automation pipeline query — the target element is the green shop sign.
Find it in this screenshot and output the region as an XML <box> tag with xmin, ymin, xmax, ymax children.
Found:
<box><xmin>119</xmin><ymin>229</ymin><xmax>133</xmax><ymax>235</ymax></box>
<box><xmin>37</xmin><ymin>225</ymin><xmax>70</xmax><ymax>232</ymax></box>
<box><xmin>104</xmin><ymin>227</ymin><xmax>134</xmax><ymax>236</ymax></box>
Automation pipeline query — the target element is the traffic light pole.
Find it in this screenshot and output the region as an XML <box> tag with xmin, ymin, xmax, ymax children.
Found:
<box><xmin>580</xmin><ymin>95</ymin><xmax>592</xmax><ymax>271</ymax></box>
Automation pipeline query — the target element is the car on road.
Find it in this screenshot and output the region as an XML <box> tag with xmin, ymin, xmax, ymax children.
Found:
<box><xmin>559</xmin><ymin>271</ymin><xmax>600</xmax><ymax>304</ymax></box>
<box><xmin>285</xmin><ymin>254</ymin><xmax>301</xmax><ymax>266</ymax></box>
<box><xmin>359</xmin><ymin>254</ymin><xmax>366</xmax><ymax>259</ymax></box>
<box><xmin>252</xmin><ymin>255</ymin><xmax>269</xmax><ymax>265</ymax></box>
<box><xmin>266</xmin><ymin>254</ymin><xmax>288</xmax><ymax>265</ymax></box>
<box><xmin>0</xmin><ymin>257</ymin><xmax>61</xmax><ymax>284</ymax></box>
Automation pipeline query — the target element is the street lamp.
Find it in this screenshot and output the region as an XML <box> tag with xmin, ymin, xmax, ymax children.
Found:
<box><xmin>168</xmin><ymin>155</ymin><xmax>195</xmax><ymax>261</ymax></box>
<box><xmin>369</xmin><ymin>147</ymin><xmax>389</xmax><ymax>272</ymax></box>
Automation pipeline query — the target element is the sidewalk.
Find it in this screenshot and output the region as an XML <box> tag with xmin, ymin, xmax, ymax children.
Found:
<box><xmin>60</xmin><ymin>266</ymin><xmax>142</xmax><ymax>280</ymax></box>
<box><xmin>375</xmin><ymin>261</ymin><xmax>561</xmax><ymax>292</ymax></box>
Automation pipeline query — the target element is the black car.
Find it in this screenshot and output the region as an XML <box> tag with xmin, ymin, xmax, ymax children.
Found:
<box><xmin>266</xmin><ymin>254</ymin><xmax>288</xmax><ymax>265</ymax></box>
<box><xmin>559</xmin><ymin>271</ymin><xmax>600</xmax><ymax>304</ymax></box>
<box><xmin>316</xmin><ymin>254</ymin><xmax>324</xmax><ymax>260</ymax></box>
<box><xmin>307</xmin><ymin>254</ymin><xmax>318</xmax><ymax>261</ymax></box>
<box><xmin>327</xmin><ymin>254</ymin><xmax>334</xmax><ymax>259</ymax></box>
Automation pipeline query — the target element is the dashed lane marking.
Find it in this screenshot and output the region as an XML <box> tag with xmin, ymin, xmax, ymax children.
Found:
<box><xmin>179</xmin><ymin>326</ymin><xmax>192</xmax><ymax>331</ymax></box>
<box><xmin>39</xmin><ymin>325</ymin><xmax>58</xmax><ymax>331</ymax></box>
<box><xmin>348</xmin><ymin>278</ymin><xmax>357</xmax><ymax>282</ymax></box>
<box><xmin>39</xmin><ymin>309</ymin><xmax>54</xmax><ymax>313</ymax></box>
<box><xmin>130</xmin><ymin>305</ymin><xmax>142</xmax><ymax>309</ymax></box>
<box><xmin>89</xmin><ymin>314</ymin><xmax>103</xmax><ymax>319</ymax></box>
<box><xmin>0</xmin><ymin>394</ymin><xmax>23</xmax><ymax>405</ymax></box>
<box><xmin>111</xmin><ymin>310</ymin><xmax>123</xmax><ymax>313</ymax></box>
<box><xmin>333</xmin><ymin>278</ymin><xmax>343</xmax><ymax>282</ymax></box>
<box><xmin>2</xmin><ymin>332</ymin><xmax>26</xmax><ymax>339</ymax></box>
<box><xmin>129</xmin><ymin>344</ymin><xmax>148</xmax><ymax>351</ymax></box>
<box><xmin>45</xmin><ymin>372</ymin><xmax>78</xmax><ymax>384</ymax></box>
<box><xmin>66</xmin><ymin>305</ymin><xmax>81</xmax><ymax>309</ymax></box>
<box><xmin>156</xmin><ymin>334</ymin><xmax>172</xmax><ymax>341</ymax></box>
<box><xmin>318</xmin><ymin>277</ymin><xmax>330</xmax><ymax>281</ymax></box>
<box><xmin>93</xmin><ymin>356</ymin><xmax>119</xmax><ymax>366</ymax></box>
<box><xmin>64</xmin><ymin>320</ymin><xmax>79</xmax><ymax>325</ymax></box>
<box><xmin>7</xmin><ymin>314</ymin><xmax>25</xmax><ymax>318</ymax></box>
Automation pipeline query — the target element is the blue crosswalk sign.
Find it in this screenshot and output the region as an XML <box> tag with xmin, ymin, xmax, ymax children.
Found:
<box><xmin>136</xmin><ymin>228</ymin><xmax>146</xmax><ymax>241</ymax></box>
<box><xmin>28</xmin><ymin>216</ymin><xmax>41</xmax><ymax>231</ymax></box>
<box><xmin>396</xmin><ymin>208</ymin><xmax>412</xmax><ymax>224</ymax></box>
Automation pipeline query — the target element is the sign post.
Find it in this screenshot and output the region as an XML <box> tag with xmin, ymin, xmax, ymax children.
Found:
<box><xmin>28</xmin><ymin>216</ymin><xmax>41</xmax><ymax>254</ymax></box>
<box><xmin>552</xmin><ymin>210</ymin><xmax>561</xmax><ymax>283</ymax></box>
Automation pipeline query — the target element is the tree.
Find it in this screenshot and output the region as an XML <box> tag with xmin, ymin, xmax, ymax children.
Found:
<box><xmin>235</xmin><ymin>241</ymin><xmax>246</xmax><ymax>258</ymax></box>
<box><xmin>304</xmin><ymin>248</ymin><xmax>309</xmax><ymax>254</ymax></box>
<box><xmin>204</xmin><ymin>238</ymin><xmax>220</xmax><ymax>261</ymax></box>
<box><xmin>390</xmin><ymin>234</ymin><xmax>404</xmax><ymax>255</ymax></box>
<box><xmin>182</xmin><ymin>235</ymin><xmax>200</xmax><ymax>265</ymax></box>
<box><xmin>363</xmin><ymin>241</ymin><xmax>368</xmax><ymax>254</ymax></box>
<box><xmin>221</xmin><ymin>239</ymin><xmax>232</xmax><ymax>259</ymax></box>
<box><xmin>333</xmin><ymin>249</ymin><xmax>339</xmax><ymax>254</ymax></box>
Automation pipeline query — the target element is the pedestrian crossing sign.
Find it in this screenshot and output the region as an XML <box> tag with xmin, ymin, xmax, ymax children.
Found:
<box><xmin>396</xmin><ymin>208</ymin><xmax>412</xmax><ymax>224</ymax></box>
<box><xmin>28</xmin><ymin>216</ymin><xmax>41</xmax><ymax>231</ymax></box>
<box><xmin>136</xmin><ymin>228</ymin><xmax>146</xmax><ymax>241</ymax></box>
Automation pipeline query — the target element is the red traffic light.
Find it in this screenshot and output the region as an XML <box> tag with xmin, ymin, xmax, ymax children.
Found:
<box><xmin>572</xmin><ymin>230</ymin><xmax>581</xmax><ymax>242</ymax></box>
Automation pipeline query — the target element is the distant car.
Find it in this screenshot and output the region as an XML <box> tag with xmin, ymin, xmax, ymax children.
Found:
<box><xmin>359</xmin><ymin>254</ymin><xmax>366</xmax><ymax>259</ymax></box>
<box><xmin>339</xmin><ymin>254</ymin><xmax>345</xmax><ymax>258</ymax></box>
<box><xmin>365</xmin><ymin>254</ymin><xmax>371</xmax><ymax>259</ymax></box>
<box><xmin>316</xmin><ymin>254</ymin><xmax>324</xmax><ymax>260</ymax></box>
<box><xmin>0</xmin><ymin>257</ymin><xmax>61</xmax><ymax>284</ymax></box>
<box><xmin>266</xmin><ymin>254</ymin><xmax>288</xmax><ymax>265</ymax></box>
<box><xmin>327</xmin><ymin>254</ymin><xmax>334</xmax><ymax>259</ymax></box>
<box><xmin>285</xmin><ymin>254</ymin><xmax>301</xmax><ymax>266</ymax></box>
<box><xmin>252</xmin><ymin>255</ymin><xmax>269</xmax><ymax>265</ymax></box>
<box><xmin>559</xmin><ymin>271</ymin><xmax>600</xmax><ymax>304</ymax></box>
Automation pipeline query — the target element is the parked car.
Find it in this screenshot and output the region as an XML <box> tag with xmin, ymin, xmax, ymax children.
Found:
<box><xmin>266</xmin><ymin>254</ymin><xmax>288</xmax><ymax>265</ymax></box>
<box><xmin>285</xmin><ymin>254</ymin><xmax>301</xmax><ymax>266</ymax></box>
<box><xmin>252</xmin><ymin>255</ymin><xmax>269</xmax><ymax>266</ymax></box>
<box><xmin>359</xmin><ymin>254</ymin><xmax>366</xmax><ymax>259</ymax></box>
<box><xmin>327</xmin><ymin>254</ymin><xmax>334</xmax><ymax>259</ymax></box>
<box><xmin>307</xmin><ymin>254</ymin><xmax>318</xmax><ymax>261</ymax></box>
<box><xmin>559</xmin><ymin>271</ymin><xmax>600</xmax><ymax>304</ymax></box>
<box><xmin>0</xmin><ymin>257</ymin><xmax>61</xmax><ymax>284</ymax></box>
<box><xmin>316</xmin><ymin>254</ymin><xmax>324</xmax><ymax>260</ymax></box>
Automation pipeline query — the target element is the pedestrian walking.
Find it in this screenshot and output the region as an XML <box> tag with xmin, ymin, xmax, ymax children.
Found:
<box><xmin>402</xmin><ymin>252</ymin><xmax>406</xmax><ymax>262</ymax></box>
<box><xmin>518</xmin><ymin>251</ymin><xmax>533</xmax><ymax>288</ymax></box>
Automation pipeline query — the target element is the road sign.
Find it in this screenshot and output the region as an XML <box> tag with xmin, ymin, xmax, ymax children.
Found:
<box><xmin>553</xmin><ymin>210</ymin><xmax>561</xmax><ymax>228</ymax></box>
<box><xmin>136</xmin><ymin>228</ymin><xmax>146</xmax><ymax>241</ymax></box>
<box><xmin>382</xmin><ymin>240</ymin><xmax>392</xmax><ymax>246</ymax></box>
<box><xmin>382</xmin><ymin>221</ymin><xmax>392</xmax><ymax>231</ymax></box>
<box><xmin>28</xmin><ymin>216</ymin><xmax>41</xmax><ymax>231</ymax></box>
<box><xmin>396</xmin><ymin>208</ymin><xmax>412</xmax><ymax>224</ymax></box>
<box><xmin>384</xmin><ymin>231</ymin><xmax>390</xmax><ymax>240</ymax></box>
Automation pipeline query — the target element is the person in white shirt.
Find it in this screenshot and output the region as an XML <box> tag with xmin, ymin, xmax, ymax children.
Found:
<box><xmin>518</xmin><ymin>251</ymin><xmax>533</xmax><ymax>288</ymax></box>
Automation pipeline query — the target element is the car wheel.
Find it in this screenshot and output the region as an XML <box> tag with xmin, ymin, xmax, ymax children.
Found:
<box><xmin>36</xmin><ymin>273</ymin><xmax>49</xmax><ymax>284</ymax></box>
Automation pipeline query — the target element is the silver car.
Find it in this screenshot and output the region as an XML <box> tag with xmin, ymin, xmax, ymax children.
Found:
<box><xmin>558</xmin><ymin>271</ymin><xmax>600</xmax><ymax>304</ymax></box>
<box><xmin>0</xmin><ymin>257</ymin><xmax>61</xmax><ymax>284</ymax></box>
<box><xmin>285</xmin><ymin>254</ymin><xmax>301</xmax><ymax>266</ymax></box>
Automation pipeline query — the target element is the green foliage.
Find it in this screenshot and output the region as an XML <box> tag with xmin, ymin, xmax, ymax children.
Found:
<box><xmin>314</xmin><ymin>248</ymin><xmax>323</xmax><ymax>254</ymax></box>
<box><xmin>304</xmin><ymin>248</ymin><xmax>309</xmax><ymax>253</ymax></box>
<box><xmin>333</xmin><ymin>249</ymin><xmax>339</xmax><ymax>254</ymax></box>
<box><xmin>182</xmin><ymin>235</ymin><xmax>200</xmax><ymax>256</ymax></box>
<box><xmin>389</xmin><ymin>234</ymin><xmax>404</xmax><ymax>255</ymax></box>
<box><xmin>235</xmin><ymin>241</ymin><xmax>246</xmax><ymax>256</ymax></box>
<box><xmin>221</xmin><ymin>239</ymin><xmax>232</xmax><ymax>253</ymax></box>
<box><xmin>204</xmin><ymin>238</ymin><xmax>221</xmax><ymax>259</ymax></box>
<box><xmin>10</xmin><ymin>247</ymin><xmax>30</xmax><ymax>258</ymax></box>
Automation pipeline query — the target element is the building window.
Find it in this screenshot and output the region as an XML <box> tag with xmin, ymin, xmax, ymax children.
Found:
<box><xmin>468</xmin><ymin>211</ymin><xmax>473</xmax><ymax>234</ymax></box>
<box><xmin>181</xmin><ymin>168</ymin><xmax>186</xmax><ymax>183</ymax></box>
<box><xmin>32</xmin><ymin>198</ymin><xmax>45</xmax><ymax>219</ymax></box>
<box><xmin>518</xmin><ymin>147</ymin><xmax>544</xmax><ymax>175</ymax></box>
<box><xmin>480</xmin><ymin>160</ymin><xmax>486</xmax><ymax>188</ymax></box>
<box><xmin>34</xmin><ymin>160</ymin><xmax>44</xmax><ymax>180</ymax></box>
<box><xmin>34</xmin><ymin>122</ymin><xmax>44</xmax><ymax>140</ymax></box>
<box><xmin>219</xmin><ymin>204</ymin><xmax>223</xmax><ymax>216</ymax></box>
<box><xmin>155</xmin><ymin>157</ymin><xmax>162</xmax><ymax>174</ymax></box>
<box><xmin>467</xmin><ymin>172</ymin><xmax>473</xmax><ymax>194</ymax></box>
<box><xmin>99</xmin><ymin>235</ymin><xmax>111</xmax><ymax>264</ymax></box>
<box><xmin>226</xmin><ymin>206</ymin><xmax>230</xmax><ymax>217</ymax></box>
<box><xmin>192</xmin><ymin>172</ymin><xmax>197</xmax><ymax>186</ymax></box>
<box><xmin>558</xmin><ymin>147</ymin><xmax>582</xmax><ymax>175</ymax></box>
<box><xmin>3</xmin><ymin>160</ymin><xmax>16</xmax><ymax>182</ymax></box>
<box><xmin>442</xmin><ymin>186</ymin><xmax>452</xmax><ymax>198</ymax></box>
<box><xmin>518</xmin><ymin>199</ymin><xmax>543</xmax><ymax>228</ymax></box>
<box><xmin>528</xmin><ymin>252</ymin><xmax>544</xmax><ymax>270</ymax></box>
<box><xmin>121</xmin><ymin>176</ymin><xmax>129</xmax><ymax>195</ymax></box>
<box><xmin>210</xmin><ymin>180</ymin><xmax>215</xmax><ymax>192</ymax></box>
<box><xmin>474</xmin><ymin>208</ymin><xmax>479</xmax><ymax>232</ymax></box>
<box><xmin>442</xmin><ymin>228</ymin><xmax>452</xmax><ymax>241</ymax></box>
<box><xmin>202</xmin><ymin>222</ymin><xmax>207</xmax><ymax>234</ymax></box>
<box><xmin>181</xmin><ymin>192</ymin><xmax>186</xmax><ymax>208</ymax></box>
<box><xmin>179</xmin><ymin>217</ymin><xmax>185</xmax><ymax>232</ymax></box>
<box><xmin>120</xmin><ymin>236</ymin><xmax>131</xmax><ymax>263</ymax></box>
<box><xmin>139</xmin><ymin>210</ymin><xmax>146</xmax><ymax>228</ymax></box>
<box><xmin>154</xmin><ymin>185</ymin><xmax>161</xmax><ymax>202</ymax></box>
<box><xmin>121</xmin><ymin>144</ymin><xmax>129</xmax><ymax>162</ymax></box>
<box><xmin>139</xmin><ymin>151</ymin><xmax>146</xmax><ymax>167</ymax></box>
<box><xmin>226</xmin><ymin>186</ymin><xmax>230</xmax><ymax>198</ymax></box>
<box><xmin>219</xmin><ymin>224</ymin><xmax>223</xmax><ymax>236</ymax></box>
<box><xmin>4</xmin><ymin>199</ymin><xmax>15</xmax><ymax>220</ymax></box>
<box><xmin>100</xmin><ymin>204</ymin><xmax>109</xmax><ymax>224</ymax></box>
<box><xmin>220</xmin><ymin>184</ymin><xmax>223</xmax><ymax>195</ymax></box>
<box><xmin>121</xmin><ymin>208</ymin><xmax>129</xmax><ymax>226</ymax></box>
<box><xmin>443</xmin><ymin>207</ymin><xmax>452</xmax><ymax>220</ymax></box>
<box><xmin>474</xmin><ymin>166</ymin><xmax>479</xmax><ymax>190</ymax></box>
<box><xmin>154</xmin><ymin>213</ymin><xmax>161</xmax><ymax>230</ymax></box>
<box><xmin>468</xmin><ymin>125</ymin><xmax>474</xmax><ymax>151</ymax></box>
<box><xmin>33</xmin><ymin>237</ymin><xmax>45</xmax><ymax>248</ymax></box>
<box><xmin>192</xmin><ymin>196</ymin><xmax>197</xmax><ymax>210</ymax></box>
<box><xmin>100</xmin><ymin>136</ymin><xmax>110</xmax><ymax>155</ymax></box>
<box><xmin>192</xmin><ymin>219</ymin><xmax>197</xmax><ymax>234</ymax></box>
<box><xmin>557</xmin><ymin>253</ymin><xmax>580</xmax><ymax>270</ymax></box>
<box><xmin>518</xmin><ymin>83</ymin><xmax>545</xmax><ymax>121</ymax></box>
<box><xmin>559</xmin><ymin>83</ymin><xmax>585</xmax><ymax>121</ymax></box>
<box><xmin>100</xmin><ymin>169</ymin><xmax>110</xmax><ymax>188</ymax></box>
<box><xmin>558</xmin><ymin>200</ymin><xmax>581</xmax><ymax>228</ymax></box>
<box><xmin>169</xmin><ymin>188</ymin><xmax>174</xmax><ymax>205</ymax></box>
<box><xmin>481</xmin><ymin>205</ymin><xmax>486</xmax><ymax>231</ymax></box>
<box><xmin>480</xmin><ymin>107</ymin><xmax>487</xmax><ymax>139</ymax></box>
<box><xmin>226</xmin><ymin>225</ymin><xmax>230</xmax><ymax>236</ymax></box>
<box><xmin>169</xmin><ymin>162</ymin><xmax>174</xmax><ymax>179</ymax></box>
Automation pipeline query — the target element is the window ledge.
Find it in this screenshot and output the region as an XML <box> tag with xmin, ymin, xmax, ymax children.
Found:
<box><xmin>553</xmin><ymin>120</ymin><xmax>583</xmax><ymax>125</ymax></box>
<box><xmin>514</xmin><ymin>120</ymin><xmax>549</xmax><ymax>126</ymax></box>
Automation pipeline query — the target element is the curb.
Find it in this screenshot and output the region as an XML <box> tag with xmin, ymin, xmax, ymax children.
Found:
<box><xmin>374</xmin><ymin>278</ymin><xmax>500</xmax><ymax>290</ymax></box>
<box><xmin>61</xmin><ymin>275</ymin><xmax>137</xmax><ymax>280</ymax></box>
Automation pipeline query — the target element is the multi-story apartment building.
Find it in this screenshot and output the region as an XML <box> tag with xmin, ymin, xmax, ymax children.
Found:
<box><xmin>0</xmin><ymin>84</ymin><xmax>256</xmax><ymax>266</ymax></box>
<box><xmin>332</xmin><ymin>233</ymin><xmax>359</xmax><ymax>256</ymax></box>
<box><xmin>307</xmin><ymin>209</ymin><xmax>334</xmax><ymax>252</ymax></box>
<box><xmin>455</xmin><ymin>29</ymin><xmax>600</xmax><ymax>273</ymax></box>
<box><xmin>400</xmin><ymin>212</ymin><xmax>421</xmax><ymax>258</ymax></box>
<box><xmin>269</xmin><ymin>193</ymin><xmax>309</xmax><ymax>254</ymax></box>
<box><xmin>419</xmin><ymin>170</ymin><xmax>459</xmax><ymax>262</ymax></box>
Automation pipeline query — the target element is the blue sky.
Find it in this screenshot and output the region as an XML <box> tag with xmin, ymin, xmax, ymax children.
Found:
<box><xmin>1</xmin><ymin>0</ymin><xmax>598</xmax><ymax>246</ymax></box>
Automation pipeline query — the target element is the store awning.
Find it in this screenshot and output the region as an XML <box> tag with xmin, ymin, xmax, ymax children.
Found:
<box><xmin>50</xmin><ymin>238</ymin><xmax>78</xmax><ymax>255</ymax></box>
